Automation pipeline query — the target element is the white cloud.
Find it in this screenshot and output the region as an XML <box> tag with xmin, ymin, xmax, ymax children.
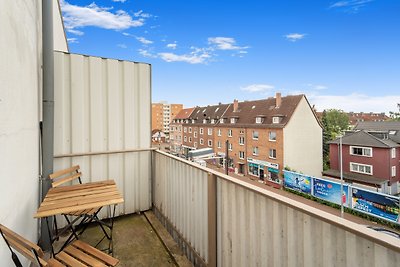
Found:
<box><xmin>67</xmin><ymin>29</ymin><xmax>84</xmax><ymax>36</ymax></box>
<box><xmin>241</xmin><ymin>84</ymin><xmax>275</xmax><ymax>93</ymax></box>
<box><xmin>329</xmin><ymin>0</ymin><xmax>374</xmax><ymax>12</ymax></box>
<box><xmin>136</xmin><ymin>36</ymin><xmax>153</xmax><ymax>45</ymax></box>
<box><xmin>208</xmin><ymin>37</ymin><xmax>248</xmax><ymax>50</ymax></box>
<box><xmin>134</xmin><ymin>10</ymin><xmax>152</xmax><ymax>18</ymax></box>
<box><xmin>307</xmin><ymin>84</ymin><xmax>328</xmax><ymax>90</ymax></box>
<box><xmin>138</xmin><ymin>49</ymin><xmax>156</xmax><ymax>58</ymax></box>
<box><xmin>60</xmin><ymin>1</ymin><xmax>145</xmax><ymax>32</ymax></box>
<box><xmin>117</xmin><ymin>43</ymin><xmax>127</xmax><ymax>49</ymax></box>
<box><xmin>67</xmin><ymin>38</ymin><xmax>79</xmax><ymax>44</ymax></box>
<box><xmin>112</xmin><ymin>0</ymin><xmax>127</xmax><ymax>3</ymax></box>
<box><xmin>309</xmin><ymin>93</ymin><xmax>400</xmax><ymax>114</ymax></box>
<box><xmin>158</xmin><ymin>51</ymin><xmax>211</xmax><ymax>64</ymax></box>
<box><xmin>167</xmin><ymin>43</ymin><xmax>177</xmax><ymax>49</ymax></box>
<box><xmin>122</xmin><ymin>32</ymin><xmax>132</xmax><ymax>36</ymax></box>
<box><xmin>285</xmin><ymin>33</ymin><xmax>306</xmax><ymax>42</ymax></box>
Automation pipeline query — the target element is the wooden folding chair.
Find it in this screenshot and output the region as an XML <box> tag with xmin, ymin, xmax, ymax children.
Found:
<box><xmin>49</xmin><ymin>166</ymin><xmax>111</xmax><ymax>249</ymax></box>
<box><xmin>0</xmin><ymin>224</ymin><xmax>119</xmax><ymax>266</ymax></box>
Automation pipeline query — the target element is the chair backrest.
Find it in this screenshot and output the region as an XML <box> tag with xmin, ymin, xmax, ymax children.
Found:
<box><xmin>0</xmin><ymin>224</ymin><xmax>47</xmax><ymax>267</ymax></box>
<box><xmin>49</xmin><ymin>165</ymin><xmax>82</xmax><ymax>187</ymax></box>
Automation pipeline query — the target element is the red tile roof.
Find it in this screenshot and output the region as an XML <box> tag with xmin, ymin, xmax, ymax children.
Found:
<box><xmin>173</xmin><ymin>108</ymin><xmax>194</xmax><ymax>120</ymax></box>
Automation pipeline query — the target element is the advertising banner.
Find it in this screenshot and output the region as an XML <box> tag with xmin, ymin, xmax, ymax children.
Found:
<box><xmin>283</xmin><ymin>171</ymin><xmax>312</xmax><ymax>194</ymax></box>
<box><xmin>351</xmin><ymin>188</ymin><xmax>400</xmax><ymax>223</ymax></box>
<box><xmin>313</xmin><ymin>178</ymin><xmax>349</xmax><ymax>207</ymax></box>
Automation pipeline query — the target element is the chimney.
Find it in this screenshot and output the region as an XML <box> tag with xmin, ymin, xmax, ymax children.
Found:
<box><xmin>275</xmin><ymin>92</ymin><xmax>281</xmax><ymax>108</ymax></box>
<box><xmin>233</xmin><ymin>99</ymin><xmax>239</xmax><ymax>112</ymax></box>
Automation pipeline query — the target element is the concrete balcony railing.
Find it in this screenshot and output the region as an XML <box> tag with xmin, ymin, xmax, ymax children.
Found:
<box><xmin>53</xmin><ymin>149</ymin><xmax>400</xmax><ymax>267</ymax></box>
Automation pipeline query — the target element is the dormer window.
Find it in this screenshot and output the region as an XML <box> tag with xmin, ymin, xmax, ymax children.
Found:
<box><xmin>185</xmin><ymin>119</ymin><xmax>189</xmax><ymax>123</ymax></box>
<box><xmin>211</xmin><ymin>119</ymin><xmax>215</xmax><ymax>124</ymax></box>
<box><xmin>203</xmin><ymin>119</ymin><xmax>207</xmax><ymax>124</ymax></box>
<box><xmin>230</xmin><ymin>118</ymin><xmax>236</xmax><ymax>124</ymax></box>
<box><xmin>191</xmin><ymin>119</ymin><xmax>195</xmax><ymax>123</ymax></box>
<box><xmin>256</xmin><ymin>117</ymin><xmax>263</xmax><ymax>124</ymax></box>
<box><xmin>272</xmin><ymin>117</ymin><xmax>280</xmax><ymax>124</ymax></box>
<box><xmin>220</xmin><ymin>118</ymin><xmax>225</xmax><ymax>124</ymax></box>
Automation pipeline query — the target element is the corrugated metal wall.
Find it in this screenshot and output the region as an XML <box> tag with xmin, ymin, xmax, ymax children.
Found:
<box><xmin>154</xmin><ymin>151</ymin><xmax>209</xmax><ymax>263</ymax></box>
<box><xmin>153</xmin><ymin>151</ymin><xmax>400</xmax><ymax>267</ymax></box>
<box><xmin>53</xmin><ymin>52</ymin><xmax>152</xmax><ymax>218</ymax></box>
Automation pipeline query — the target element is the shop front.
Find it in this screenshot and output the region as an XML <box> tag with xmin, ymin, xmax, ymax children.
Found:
<box><xmin>247</xmin><ymin>158</ymin><xmax>280</xmax><ymax>183</ymax></box>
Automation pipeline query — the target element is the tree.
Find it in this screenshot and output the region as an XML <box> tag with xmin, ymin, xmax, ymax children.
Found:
<box><xmin>321</xmin><ymin>109</ymin><xmax>349</xmax><ymax>170</ymax></box>
<box><xmin>389</xmin><ymin>103</ymin><xmax>400</xmax><ymax>121</ymax></box>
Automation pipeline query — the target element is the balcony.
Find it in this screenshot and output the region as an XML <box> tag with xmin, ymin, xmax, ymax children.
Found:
<box><xmin>49</xmin><ymin>148</ymin><xmax>400</xmax><ymax>267</ymax></box>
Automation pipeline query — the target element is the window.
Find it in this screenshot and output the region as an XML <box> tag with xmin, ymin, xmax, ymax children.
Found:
<box><xmin>255</xmin><ymin>117</ymin><xmax>262</xmax><ymax>124</ymax></box>
<box><xmin>184</xmin><ymin>136</ymin><xmax>187</xmax><ymax>142</ymax></box>
<box><xmin>208</xmin><ymin>140</ymin><xmax>212</xmax><ymax>147</ymax></box>
<box><xmin>194</xmin><ymin>142</ymin><xmax>197</xmax><ymax>148</ymax></box>
<box><xmin>269</xmin><ymin>131</ymin><xmax>276</xmax><ymax>141</ymax></box>
<box><xmin>217</xmin><ymin>141</ymin><xmax>221</xmax><ymax>148</ymax></box>
<box><xmin>208</xmin><ymin>128</ymin><xmax>212</xmax><ymax>135</ymax></box>
<box><xmin>228</xmin><ymin>129</ymin><xmax>233</xmax><ymax>137</ymax></box>
<box><xmin>186</xmin><ymin>119</ymin><xmax>189</xmax><ymax>123</ymax></box>
<box><xmin>252</xmin><ymin>131</ymin><xmax>259</xmax><ymax>140</ymax></box>
<box><xmin>218</xmin><ymin>129</ymin><xmax>221</xmax><ymax>136</ymax></box>
<box><xmin>203</xmin><ymin>119</ymin><xmax>207</xmax><ymax>124</ymax></box>
<box><xmin>272</xmin><ymin>117</ymin><xmax>280</xmax><ymax>124</ymax></box>
<box><xmin>392</xmin><ymin>166</ymin><xmax>396</xmax><ymax>177</ymax></box>
<box><xmin>184</xmin><ymin>127</ymin><xmax>187</xmax><ymax>133</ymax></box>
<box><xmin>269</xmin><ymin>149</ymin><xmax>277</xmax><ymax>159</ymax></box>
<box><xmin>189</xmin><ymin>127</ymin><xmax>192</xmax><ymax>133</ymax></box>
<box><xmin>200</xmin><ymin>128</ymin><xmax>204</xmax><ymax>135</ymax></box>
<box><xmin>200</xmin><ymin>138</ymin><xmax>204</xmax><ymax>145</ymax></box>
<box><xmin>189</xmin><ymin>137</ymin><xmax>192</xmax><ymax>143</ymax></box>
<box><xmin>350</xmin><ymin>162</ymin><xmax>373</xmax><ymax>175</ymax></box>
<box><xmin>230</xmin><ymin>118</ymin><xmax>236</xmax><ymax>124</ymax></box>
<box><xmin>350</xmin><ymin>146</ymin><xmax>372</xmax><ymax>157</ymax></box>
<box><xmin>194</xmin><ymin>131</ymin><xmax>197</xmax><ymax>138</ymax></box>
<box><xmin>239</xmin><ymin>129</ymin><xmax>244</xmax><ymax>134</ymax></box>
<box><xmin>239</xmin><ymin>136</ymin><xmax>245</xmax><ymax>145</ymax></box>
<box><xmin>239</xmin><ymin>151</ymin><xmax>245</xmax><ymax>159</ymax></box>
<box><xmin>252</xmin><ymin>147</ymin><xmax>259</xmax><ymax>156</ymax></box>
<box><xmin>392</xmin><ymin>148</ymin><xmax>396</xmax><ymax>159</ymax></box>
<box><xmin>192</xmin><ymin>119</ymin><xmax>195</xmax><ymax>124</ymax></box>
<box><xmin>228</xmin><ymin>143</ymin><xmax>233</xmax><ymax>151</ymax></box>
<box><xmin>211</xmin><ymin>119</ymin><xmax>215</xmax><ymax>124</ymax></box>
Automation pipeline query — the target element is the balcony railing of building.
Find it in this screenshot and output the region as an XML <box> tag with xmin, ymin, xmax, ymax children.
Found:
<box><xmin>53</xmin><ymin>148</ymin><xmax>400</xmax><ymax>267</ymax></box>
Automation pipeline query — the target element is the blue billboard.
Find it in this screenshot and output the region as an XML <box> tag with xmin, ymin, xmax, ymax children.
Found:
<box><xmin>283</xmin><ymin>171</ymin><xmax>312</xmax><ymax>194</ymax></box>
<box><xmin>313</xmin><ymin>178</ymin><xmax>349</xmax><ymax>207</ymax></box>
<box><xmin>351</xmin><ymin>188</ymin><xmax>400</xmax><ymax>223</ymax></box>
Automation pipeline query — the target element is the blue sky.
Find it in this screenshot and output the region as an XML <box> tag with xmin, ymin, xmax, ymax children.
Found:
<box><xmin>62</xmin><ymin>0</ymin><xmax>400</xmax><ymax>113</ymax></box>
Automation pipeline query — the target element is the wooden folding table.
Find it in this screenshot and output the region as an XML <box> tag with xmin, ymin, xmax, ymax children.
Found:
<box><xmin>35</xmin><ymin>180</ymin><xmax>124</xmax><ymax>256</ymax></box>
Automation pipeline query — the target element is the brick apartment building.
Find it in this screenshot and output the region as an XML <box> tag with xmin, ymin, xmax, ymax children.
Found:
<box><xmin>152</xmin><ymin>102</ymin><xmax>183</xmax><ymax>134</ymax></box>
<box><xmin>325</xmin><ymin>121</ymin><xmax>400</xmax><ymax>194</ymax></box>
<box><xmin>169</xmin><ymin>108</ymin><xmax>194</xmax><ymax>154</ymax></box>
<box><xmin>171</xmin><ymin>93</ymin><xmax>323</xmax><ymax>184</ymax></box>
<box><xmin>316</xmin><ymin>111</ymin><xmax>389</xmax><ymax>128</ymax></box>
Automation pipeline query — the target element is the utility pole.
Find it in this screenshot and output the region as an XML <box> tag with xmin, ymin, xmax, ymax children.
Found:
<box><xmin>225</xmin><ymin>140</ymin><xmax>229</xmax><ymax>175</ymax></box>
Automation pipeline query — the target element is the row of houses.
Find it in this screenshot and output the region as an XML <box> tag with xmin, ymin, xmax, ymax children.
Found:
<box><xmin>170</xmin><ymin>93</ymin><xmax>323</xmax><ymax>185</ymax></box>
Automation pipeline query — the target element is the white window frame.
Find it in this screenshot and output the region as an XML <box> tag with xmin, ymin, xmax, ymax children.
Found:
<box><xmin>392</xmin><ymin>148</ymin><xmax>396</xmax><ymax>159</ymax></box>
<box><xmin>228</xmin><ymin>129</ymin><xmax>232</xmax><ymax>137</ymax></box>
<box><xmin>350</xmin><ymin>146</ymin><xmax>373</xmax><ymax>157</ymax></box>
<box><xmin>252</xmin><ymin>131</ymin><xmax>259</xmax><ymax>140</ymax></box>
<box><xmin>220</xmin><ymin>118</ymin><xmax>224</xmax><ymax>124</ymax></box>
<box><xmin>269</xmin><ymin>131</ymin><xmax>277</xmax><ymax>142</ymax></box>
<box><xmin>208</xmin><ymin>140</ymin><xmax>212</xmax><ymax>147</ymax></box>
<box><xmin>211</xmin><ymin>119</ymin><xmax>215</xmax><ymax>124</ymax></box>
<box><xmin>184</xmin><ymin>127</ymin><xmax>187</xmax><ymax>133</ymax></box>
<box><xmin>189</xmin><ymin>127</ymin><xmax>192</xmax><ymax>133</ymax></box>
<box><xmin>392</xmin><ymin>166</ymin><xmax>396</xmax><ymax>177</ymax></box>
<box><xmin>194</xmin><ymin>142</ymin><xmax>197</xmax><ymax>148</ymax></box>
<box><xmin>269</xmin><ymin>148</ymin><xmax>277</xmax><ymax>159</ymax></box>
<box><xmin>218</xmin><ymin>129</ymin><xmax>221</xmax><ymax>136</ymax></box>
<box><xmin>203</xmin><ymin>119</ymin><xmax>207</xmax><ymax>124</ymax></box>
<box><xmin>239</xmin><ymin>136</ymin><xmax>245</xmax><ymax>145</ymax></box>
<box><xmin>184</xmin><ymin>136</ymin><xmax>187</xmax><ymax>142</ymax></box>
<box><xmin>253</xmin><ymin>147</ymin><xmax>259</xmax><ymax>156</ymax></box>
<box><xmin>230</xmin><ymin>118</ymin><xmax>236</xmax><ymax>124</ymax></box>
<box><xmin>350</xmin><ymin>162</ymin><xmax>373</xmax><ymax>175</ymax></box>
<box><xmin>272</xmin><ymin>117</ymin><xmax>280</xmax><ymax>124</ymax></box>
<box><xmin>208</xmin><ymin>128</ymin><xmax>212</xmax><ymax>135</ymax></box>
<box><xmin>200</xmin><ymin>128</ymin><xmax>204</xmax><ymax>135</ymax></box>
<box><xmin>228</xmin><ymin>143</ymin><xmax>233</xmax><ymax>151</ymax></box>
<box><xmin>239</xmin><ymin>151</ymin><xmax>245</xmax><ymax>160</ymax></box>
<box><xmin>217</xmin><ymin>141</ymin><xmax>221</xmax><ymax>148</ymax></box>
<box><xmin>189</xmin><ymin>137</ymin><xmax>192</xmax><ymax>143</ymax></box>
<box><xmin>200</xmin><ymin>138</ymin><xmax>204</xmax><ymax>145</ymax></box>
<box><xmin>194</xmin><ymin>132</ymin><xmax>197</xmax><ymax>138</ymax></box>
<box><xmin>255</xmin><ymin>117</ymin><xmax>262</xmax><ymax>124</ymax></box>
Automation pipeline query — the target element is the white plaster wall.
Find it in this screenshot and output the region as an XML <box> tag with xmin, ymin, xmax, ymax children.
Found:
<box><xmin>283</xmin><ymin>96</ymin><xmax>323</xmax><ymax>177</ymax></box>
<box><xmin>0</xmin><ymin>0</ymin><xmax>42</xmax><ymax>265</ymax></box>
<box><xmin>53</xmin><ymin>0</ymin><xmax>68</xmax><ymax>52</ymax></box>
